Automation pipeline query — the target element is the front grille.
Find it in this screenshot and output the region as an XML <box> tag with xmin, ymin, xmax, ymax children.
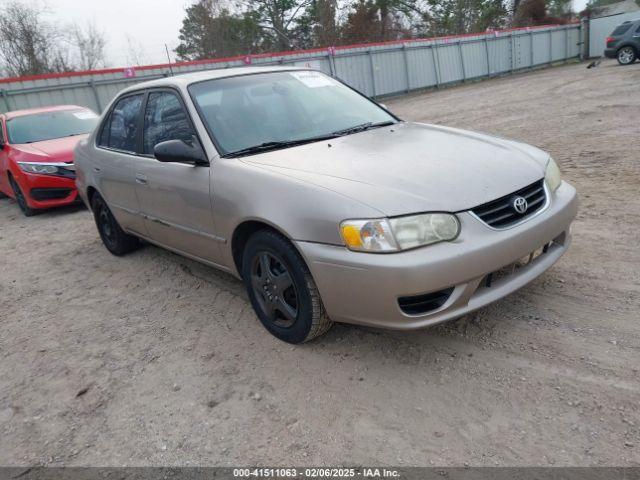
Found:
<box><xmin>30</xmin><ymin>188</ymin><xmax>73</xmax><ymax>201</ymax></box>
<box><xmin>471</xmin><ymin>179</ymin><xmax>546</xmax><ymax>228</ymax></box>
<box><xmin>398</xmin><ymin>287</ymin><xmax>454</xmax><ymax>315</ymax></box>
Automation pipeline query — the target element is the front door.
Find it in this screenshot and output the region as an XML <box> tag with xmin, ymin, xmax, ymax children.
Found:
<box><xmin>134</xmin><ymin>89</ymin><xmax>222</xmax><ymax>264</ymax></box>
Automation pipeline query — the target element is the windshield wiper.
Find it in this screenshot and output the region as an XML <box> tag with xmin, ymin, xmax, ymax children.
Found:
<box><xmin>224</xmin><ymin>134</ymin><xmax>339</xmax><ymax>158</ymax></box>
<box><xmin>331</xmin><ymin>120</ymin><xmax>394</xmax><ymax>137</ymax></box>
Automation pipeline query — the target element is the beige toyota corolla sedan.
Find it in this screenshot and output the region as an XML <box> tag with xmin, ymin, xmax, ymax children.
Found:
<box><xmin>75</xmin><ymin>66</ymin><xmax>578</xmax><ymax>343</ymax></box>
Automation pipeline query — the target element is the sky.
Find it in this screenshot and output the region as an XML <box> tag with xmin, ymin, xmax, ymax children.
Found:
<box><xmin>13</xmin><ymin>0</ymin><xmax>589</xmax><ymax>69</ymax></box>
<box><xmin>16</xmin><ymin>0</ymin><xmax>190</xmax><ymax>66</ymax></box>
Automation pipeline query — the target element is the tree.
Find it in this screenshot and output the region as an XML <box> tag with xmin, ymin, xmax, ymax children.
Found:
<box><xmin>175</xmin><ymin>0</ymin><xmax>264</xmax><ymax>60</ymax></box>
<box><xmin>247</xmin><ymin>0</ymin><xmax>314</xmax><ymax>50</ymax></box>
<box><xmin>72</xmin><ymin>23</ymin><xmax>107</xmax><ymax>70</ymax></box>
<box><xmin>512</xmin><ymin>0</ymin><xmax>572</xmax><ymax>26</ymax></box>
<box><xmin>422</xmin><ymin>0</ymin><xmax>508</xmax><ymax>36</ymax></box>
<box><xmin>0</xmin><ymin>1</ymin><xmax>58</xmax><ymax>77</ymax></box>
<box><xmin>342</xmin><ymin>0</ymin><xmax>384</xmax><ymax>43</ymax></box>
<box><xmin>0</xmin><ymin>2</ymin><xmax>109</xmax><ymax>77</ymax></box>
<box><xmin>125</xmin><ymin>35</ymin><xmax>147</xmax><ymax>66</ymax></box>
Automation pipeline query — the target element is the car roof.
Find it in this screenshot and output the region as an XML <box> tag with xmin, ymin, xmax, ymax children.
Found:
<box><xmin>4</xmin><ymin>104</ymin><xmax>89</xmax><ymax>120</ymax></box>
<box><xmin>118</xmin><ymin>66</ymin><xmax>308</xmax><ymax>95</ymax></box>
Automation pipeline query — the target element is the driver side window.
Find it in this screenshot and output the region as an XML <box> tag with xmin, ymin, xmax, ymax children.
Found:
<box><xmin>143</xmin><ymin>91</ymin><xmax>196</xmax><ymax>155</ymax></box>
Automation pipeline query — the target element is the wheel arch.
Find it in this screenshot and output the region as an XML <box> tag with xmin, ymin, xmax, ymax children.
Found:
<box><xmin>231</xmin><ymin>219</ymin><xmax>300</xmax><ymax>277</ymax></box>
<box><xmin>617</xmin><ymin>43</ymin><xmax>638</xmax><ymax>55</ymax></box>
<box><xmin>86</xmin><ymin>185</ymin><xmax>98</xmax><ymax>210</ymax></box>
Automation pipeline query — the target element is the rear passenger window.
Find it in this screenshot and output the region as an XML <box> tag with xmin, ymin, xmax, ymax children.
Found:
<box><xmin>99</xmin><ymin>94</ymin><xmax>143</xmax><ymax>153</ymax></box>
<box><xmin>611</xmin><ymin>24</ymin><xmax>631</xmax><ymax>35</ymax></box>
<box><xmin>142</xmin><ymin>91</ymin><xmax>196</xmax><ymax>155</ymax></box>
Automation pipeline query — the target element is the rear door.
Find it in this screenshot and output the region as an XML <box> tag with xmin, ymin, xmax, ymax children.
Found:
<box><xmin>94</xmin><ymin>93</ymin><xmax>146</xmax><ymax>235</ymax></box>
<box><xmin>134</xmin><ymin>88</ymin><xmax>222</xmax><ymax>264</ymax></box>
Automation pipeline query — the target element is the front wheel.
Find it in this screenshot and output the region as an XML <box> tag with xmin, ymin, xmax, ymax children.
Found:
<box><xmin>8</xmin><ymin>175</ymin><xmax>36</xmax><ymax>216</ymax></box>
<box><xmin>242</xmin><ymin>230</ymin><xmax>333</xmax><ymax>343</ymax></box>
<box><xmin>617</xmin><ymin>46</ymin><xmax>637</xmax><ymax>65</ymax></box>
<box><xmin>91</xmin><ymin>193</ymin><xmax>140</xmax><ymax>256</ymax></box>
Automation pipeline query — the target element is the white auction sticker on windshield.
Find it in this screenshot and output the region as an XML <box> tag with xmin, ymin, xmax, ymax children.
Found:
<box><xmin>74</xmin><ymin>111</ymin><xmax>98</xmax><ymax>120</ymax></box>
<box><xmin>290</xmin><ymin>71</ymin><xmax>336</xmax><ymax>88</ymax></box>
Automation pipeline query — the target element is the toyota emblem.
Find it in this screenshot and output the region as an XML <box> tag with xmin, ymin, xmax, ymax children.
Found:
<box><xmin>512</xmin><ymin>196</ymin><xmax>528</xmax><ymax>214</ymax></box>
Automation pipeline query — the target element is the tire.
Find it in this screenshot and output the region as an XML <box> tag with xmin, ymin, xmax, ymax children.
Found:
<box><xmin>8</xmin><ymin>175</ymin><xmax>36</xmax><ymax>217</ymax></box>
<box><xmin>91</xmin><ymin>192</ymin><xmax>140</xmax><ymax>256</ymax></box>
<box><xmin>617</xmin><ymin>46</ymin><xmax>637</xmax><ymax>65</ymax></box>
<box><xmin>242</xmin><ymin>229</ymin><xmax>333</xmax><ymax>344</ymax></box>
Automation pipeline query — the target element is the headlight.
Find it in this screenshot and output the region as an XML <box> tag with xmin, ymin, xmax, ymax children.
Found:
<box><xmin>545</xmin><ymin>158</ymin><xmax>562</xmax><ymax>192</ymax></box>
<box><xmin>339</xmin><ymin>219</ymin><xmax>398</xmax><ymax>252</ymax></box>
<box><xmin>17</xmin><ymin>162</ymin><xmax>75</xmax><ymax>177</ymax></box>
<box><xmin>18</xmin><ymin>162</ymin><xmax>61</xmax><ymax>175</ymax></box>
<box><xmin>340</xmin><ymin>213</ymin><xmax>460</xmax><ymax>252</ymax></box>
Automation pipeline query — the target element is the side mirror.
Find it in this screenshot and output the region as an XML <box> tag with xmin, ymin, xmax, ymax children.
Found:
<box><xmin>154</xmin><ymin>139</ymin><xmax>208</xmax><ymax>165</ymax></box>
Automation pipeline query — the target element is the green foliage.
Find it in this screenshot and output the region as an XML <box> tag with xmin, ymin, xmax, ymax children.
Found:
<box><xmin>423</xmin><ymin>0</ymin><xmax>509</xmax><ymax>36</ymax></box>
<box><xmin>176</xmin><ymin>0</ymin><xmax>263</xmax><ymax>60</ymax></box>
<box><xmin>174</xmin><ymin>0</ymin><xmax>574</xmax><ymax>61</ymax></box>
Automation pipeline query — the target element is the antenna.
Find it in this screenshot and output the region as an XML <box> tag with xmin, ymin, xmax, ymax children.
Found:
<box><xmin>165</xmin><ymin>44</ymin><xmax>175</xmax><ymax>76</ymax></box>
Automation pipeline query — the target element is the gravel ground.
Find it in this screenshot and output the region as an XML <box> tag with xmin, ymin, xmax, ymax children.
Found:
<box><xmin>0</xmin><ymin>59</ymin><xmax>638</xmax><ymax>467</ymax></box>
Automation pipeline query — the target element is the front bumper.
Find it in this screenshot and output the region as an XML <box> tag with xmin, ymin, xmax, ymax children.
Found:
<box><xmin>296</xmin><ymin>181</ymin><xmax>578</xmax><ymax>329</ymax></box>
<box><xmin>14</xmin><ymin>170</ymin><xmax>79</xmax><ymax>209</ymax></box>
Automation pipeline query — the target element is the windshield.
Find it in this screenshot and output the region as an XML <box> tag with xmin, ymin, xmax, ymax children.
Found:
<box><xmin>7</xmin><ymin>109</ymin><xmax>99</xmax><ymax>144</ymax></box>
<box><xmin>188</xmin><ymin>71</ymin><xmax>396</xmax><ymax>156</ymax></box>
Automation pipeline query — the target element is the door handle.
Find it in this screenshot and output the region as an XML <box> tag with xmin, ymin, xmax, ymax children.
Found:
<box><xmin>135</xmin><ymin>173</ymin><xmax>148</xmax><ymax>185</ymax></box>
<box><xmin>93</xmin><ymin>167</ymin><xmax>101</xmax><ymax>173</ymax></box>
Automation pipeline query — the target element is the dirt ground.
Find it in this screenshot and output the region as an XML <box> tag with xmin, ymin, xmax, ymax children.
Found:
<box><xmin>1</xmin><ymin>59</ymin><xmax>639</xmax><ymax>467</ymax></box>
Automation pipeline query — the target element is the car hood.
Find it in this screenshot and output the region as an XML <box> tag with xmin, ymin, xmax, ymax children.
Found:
<box><xmin>11</xmin><ymin>135</ymin><xmax>88</xmax><ymax>163</ymax></box>
<box><xmin>242</xmin><ymin>122</ymin><xmax>550</xmax><ymax>216</ymax></box>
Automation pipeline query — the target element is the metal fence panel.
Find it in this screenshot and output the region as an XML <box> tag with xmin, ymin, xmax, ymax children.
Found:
<box><xmin>406</xmin><ymin>47</ymin><xmax>438</xmax><ymax>88</ymax></box>
<box><xmin>532</xmin><ymin>31</ymin><xmax>551</xmax><ymax>65</ymax></box>
<box><xmin>589</xmin><ymin>12</ymin><xmax>640</xmax><ymax>57</ymax></box>
<box><xmin>461</xmin><ymin>41</ymin><xmax>490</xmax><ymax>79</ymax></box>
<box><xmin>0</xmin><ymin>24</ymin><xmax>581</xmax><ymax>114</ymax></box>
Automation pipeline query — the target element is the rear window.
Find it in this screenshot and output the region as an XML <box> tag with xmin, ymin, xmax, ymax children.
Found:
<box><xmin>611</xmin><ymin>24</ymin><xmax>632</xmax><ymax>36</ymax></box>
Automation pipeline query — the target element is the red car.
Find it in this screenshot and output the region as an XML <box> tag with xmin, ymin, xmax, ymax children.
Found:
<box><xmin>0</xmin><ymin>105</ymin><xmax>99</xmax><ymax>216</ymax></box>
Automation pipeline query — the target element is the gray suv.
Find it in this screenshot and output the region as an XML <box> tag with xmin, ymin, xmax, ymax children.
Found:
<box><xmin>604</xmin><ymin>19</ymin><xmax>640</xmax><ymax>65</ymax></box>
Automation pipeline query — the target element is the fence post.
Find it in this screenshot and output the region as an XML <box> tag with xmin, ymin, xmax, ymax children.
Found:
<box><xmin>530</xmin><ymin>30</ymin><xmax>534</xmax><ymax>68</ymax></box>
<box><xmin>564</xmin><ymin>26</ymin><xmax>569</xmax><ymax>61</ymax></box>
<box><xmin>327</xmin><ymin>49</ymin><xmax>338</xmax><ymax>77</ymax></box>
<box><xmin>549</xmin><ymin>29</ymin><xmax>553</xmax><ymax>64</ymax></box>
<box><xmin>402</xmin><ymin>44</ymin><xmax>411</xmax><ymax>92</ymax></box>
<box><xmin>580</xmin><ymin>17</ymin><xmax>590</xmax><ymax>60</ymax></box>
<box><xmin>433</xmin><ymin>43</ymin><xmax>442</xmax><ymax>87</ymax></box>
<box><xmin>89</xmin><ymin>80</ymin><xmax>102</xmax><ymax>113</ymax></box>
<box><xmin>510</xmin><ymin>33</ymin><xmax>515</xmax><ymax>72</ymax></box>
<box><xmin>458</xmin><ymin>41</ymin><xmax>467</xmax><ymax>81</ymax></box>
<box><xmin>368</xmin><ymin>49</ymin><xmax>377</xmax><ymax>97</ymax></box>
<box><xmin>484</xmin><ymin>36</ymin><xmax>491</xmax><ymax>77</ymax></box>
<box><xmin>0</xmin><ymin>89</ymin><xmax>10</xmax><ymax>113</ymax></box>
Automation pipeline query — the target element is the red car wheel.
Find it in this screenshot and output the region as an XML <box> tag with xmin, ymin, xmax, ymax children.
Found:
<box><xmin>8</xmin><ymin>175</ymin><xmax>36</xmax><ymax>216</ymax></box>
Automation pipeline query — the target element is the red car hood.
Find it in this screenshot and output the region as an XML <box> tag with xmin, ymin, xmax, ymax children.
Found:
<box><xmin>12</xmin><ymin>135</ymin><xmax>88</xmax><ymax>163</ymax></box>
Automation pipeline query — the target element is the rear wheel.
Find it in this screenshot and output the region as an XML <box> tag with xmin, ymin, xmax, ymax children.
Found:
<box><xmin>8</xmin><ymin>175</ymin><xmax>36</xmax><ymax>216</ymax></box>
<box><xmin>91</xmin><ymin>193</ymin><xmax>140</xmax><ymax>256</ymax></box>
<box><xmin>242</xmin><ymin>230</ymin><xmax>333</xmax><ymax>343</ymax></box>
<box><xmin>617</xmin><ymin>46</ymin><xmax>637</xmax><ymax>65</ymax></box>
